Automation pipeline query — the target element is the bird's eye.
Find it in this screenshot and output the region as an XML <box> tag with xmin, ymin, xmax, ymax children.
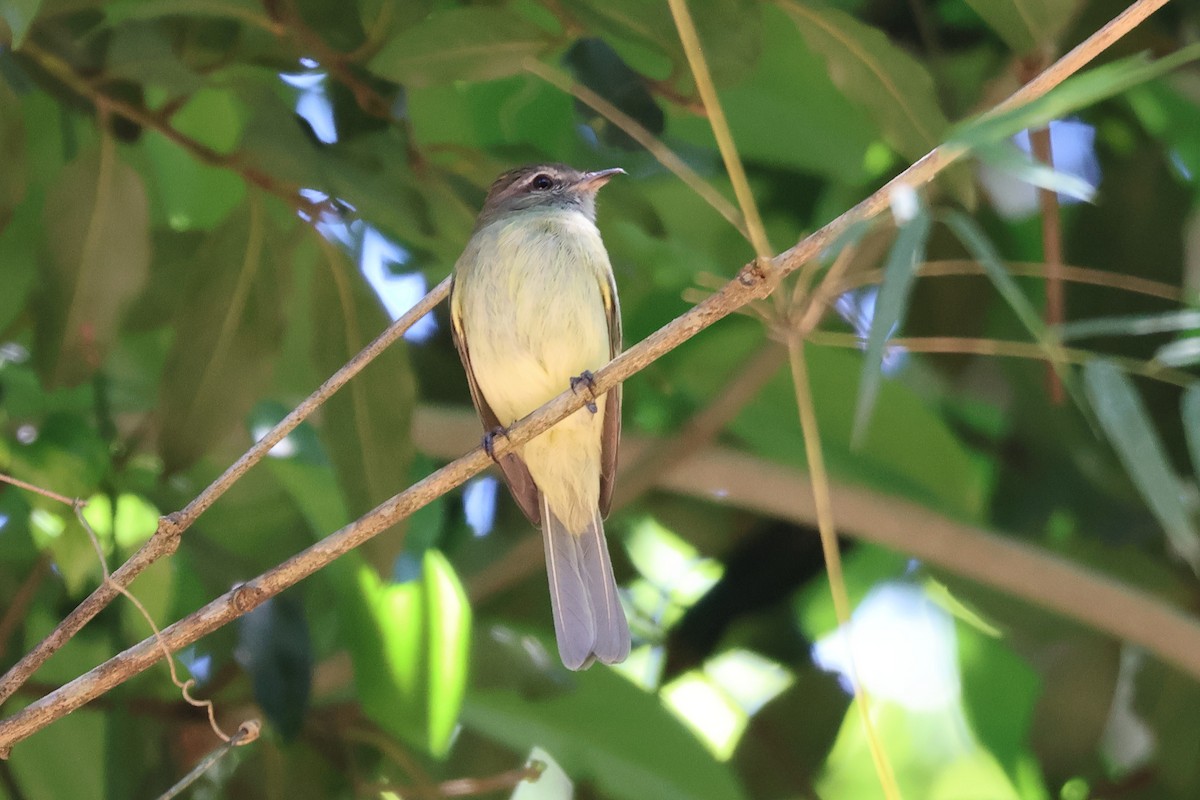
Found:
<box><xmin>531</xmin><ymin>174</ymin><xmax>554</xmax><ymax>190</ymax></box>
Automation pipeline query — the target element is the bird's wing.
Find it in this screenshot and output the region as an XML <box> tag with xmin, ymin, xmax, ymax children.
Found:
<box><xmin>598</xmin><ymin>264</ymin><xmax>622</xmax><ymax>518</ymax></box>
<box><xmin>449</xmin><ymin>277</ymin><xmax>542</xmax><ymax>527</ymax></box>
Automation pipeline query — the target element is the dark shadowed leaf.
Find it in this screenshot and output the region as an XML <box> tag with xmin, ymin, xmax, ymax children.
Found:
<box><xmin>33</xmin><ymin>142</ymin><xmax>151</xmax><ymax>387</ymax></box>
<box><xmin>852</xmin><ymin>210</ymin><xmax>931</xmax><ymax>445</ymax></box>
<box><xmin>369</xmin><ymin>7</ymin><xmax>550</xmax><ymax>87</ymax></box>
<box><xmin>0</xmin><ymin>190</ymin><xmax>38</xmax><ymax>333</ymax></box>
<box><xmin>0</xmin><ymin>78</ymin><xmax>26</xmax><ymax>231</ymax></box>
<box><xmin>310</xmin><ymin>238</ymin><xmax>416</xmax><ymax>572</ymax></box>
<box><xmin>237</xmin><ymin>594</ymin><xmax>313</xmax><ymax>740</ymax></box>
<box><xmin>566</xmin><ymin>38</ymin><xmax>664</xmax><ymax>150</ymax></box>
<box><xmin>158</xmin><ymin>199</ymin><xmax>285</xmax><ymax>471</ymax></box>
<box><xmin>961</xmin><ymin>0</ymin><xmax>1080</xmax><ymax>53</ymax></box>
<box><xmin>780</xmin><ymin>1</ymin><xmax>948</xmax><ymax>161</ymax></box>
<box><xmin>1083</xmin><ymin>361</ymin><xmax>1200</xmax><ymax>573</ymax></box>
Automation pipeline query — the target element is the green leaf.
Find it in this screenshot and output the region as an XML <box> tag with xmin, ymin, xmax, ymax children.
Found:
<box><xmin>852</xmin><ymin>210</ymin><xmax>931</xmax><ymax>446</ymax></box>
<box><xmin>1057</xmin><ymin>309</ymin><xmax>1200</xmax><ymax>340</ymax></box>
<box><xmin>238</xmin><ymin>594</ymin><xmax>313</xmax><ymax>740</ymax></box>
<box><xmin>33</xmin><ymin>142</ymin><xmax>151</xmax><ymax>388</ymax></box>
<box><xmin>1</xmin><ymin>0</ymin><xmax>45</xmax><ymax>46</ymax></box>
<box><xmin>464</xmin><ymin>662</ymin><xmax>748</xmax><ymax>800</ymax></box>
<box><xmin>952</xmin><ymin>42</ymin><xmax>1200</xmax><ymax>150</ymax></box>
<box><xmin>310</xmin><ymin>238</ymin><xmax>416</xmax><ymax>572</ymax></box>
<box><xmin>370</xmin><ymin>7</ymin><xmax>550</xmax><ymax>87</ymax></box>
<box><xmin>1083</xmin><ymin>360</ymin><xmax>1200</xmax><ymax>573</ymax></box>
<box><xmin>973</xmin><ymin>140</ymin><xmax>1097</xmax><ymax>203</ymax></box>
<box><xmin>961</xmin><ymin>0</ymin><xmax>1080</xmax><ymax>53</ymax></box>
<box><xmin>511</xmin><ymin>747</ymin><xmax>572</xmax><ymax>800</ymax></box>
<box><xmin>158</xmin><ymin>199</ymin><xmax>285</xmax><ymax>472</ymax></box>
<box><xmin>103</xmin><ymin>0</ymin><xmax>273</xmax><ymax>29</ymax></box>
<box><xmin>344</xmin><ymin>550</ymin><xmax>471</xmax><ymax>757</ymax></box>
<box><xmin>0</xmin><ymin>187</ymin><xmax>39</xmax><ymax>333</ymax></box>
<box><xmin>1154</xmin><ymin>337</ymin><xmax>1200</xmax><ymax>368</ymax></box>
<box><xmin>1182</xmin><ymin>387</ymin><xmax>1200</xmax><ymax>485</ymax></box>
<box><xmin>779</xmin><ymin>1</ymin><xmax>948</xmax><ymax>161</ymax></box>
<box><xmin>0</xmin><ymin>77</ymin><xmax>26</xmax><ymax>231</ymax></box>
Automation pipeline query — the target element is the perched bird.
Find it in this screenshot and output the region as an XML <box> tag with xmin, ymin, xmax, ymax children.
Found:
<box><xmin>449</xmin><ymin>164</ymin><xmax>630</xmax><ymax>670</ymax></box>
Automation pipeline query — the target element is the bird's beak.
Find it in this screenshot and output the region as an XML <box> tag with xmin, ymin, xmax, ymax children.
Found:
<box><xmin>577</xmin><ymin>167</ymin><xmax>626</xmax><ymax>192</ymax></box>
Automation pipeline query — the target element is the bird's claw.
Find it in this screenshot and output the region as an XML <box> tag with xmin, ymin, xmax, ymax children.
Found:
<box><xmin>482</xmin><ymin>426</ymin><xmax>509</xmax><ymax>462</ymax></box>
<box><xmin>570</xmin><ymin>370</ymin><xmax>599</xmax><ymax>414</ymax></box>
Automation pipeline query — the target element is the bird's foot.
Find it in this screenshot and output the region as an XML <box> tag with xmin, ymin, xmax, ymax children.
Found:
<box><xmin>482</xmin><ymin>426</ymin><xmax>509</xmax><ymax>462</ymax></box>
<box><xmin>570</xmin><ymin>370</ymin><xmax>599</xmax><ymax>414</ymax></box>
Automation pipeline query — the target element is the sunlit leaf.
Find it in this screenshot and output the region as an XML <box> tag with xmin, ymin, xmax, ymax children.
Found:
<box><xmin>961</xmin><ymin>0</ymin><xmax>1080</xmax><ymax>53</ymax></box>
<box><xmin>852</xmin><ymin>209</ymin><xmax>931</xmax><ymax>446</ymax></box>
<box><xmin>511</xmin><ymin>747</ymin><xmax>572</xmax><ymax>800</ymax></box>
<box><xmin>310</xmin><ymin>238</ymin><xmax>416</xmax><ymax>572</ymax></box>
<box><xmin>1083</xmin><ymin>360</ymin><xmax>1200</xmax><ymax>573</ymax></box>
<box><xmin>780</xmin><ymin>1</ymin><xmax>948</xmax><ymax>161</ymax></box>
<box><xmin>33</xmin><ymin>142</ymin><xmax>151</xmax><ymax>387</ymax></box>
<box><xmin>158</xmin><ymin>199</ymin><xmax>285</xmax><ymax>471</ymax></box>
<box><xmin>370</xmin><ymin>7</ymin><xmax>550</xmax><ymax>87</ymax></box>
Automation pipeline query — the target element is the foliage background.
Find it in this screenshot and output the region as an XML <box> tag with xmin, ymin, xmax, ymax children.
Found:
<box><xmin>1</xmin><ymin>0</ymin><xmax>1200</xmax><ymax>797</ymax></box>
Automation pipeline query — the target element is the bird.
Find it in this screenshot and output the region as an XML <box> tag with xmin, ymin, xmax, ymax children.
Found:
<box><xmin>449</xmin><ymin>163</ymin><xmax>630</xmax><ymax>670</ymax></box>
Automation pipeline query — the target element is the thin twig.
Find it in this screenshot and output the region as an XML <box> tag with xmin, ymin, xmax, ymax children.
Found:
<box><xmin>0</xmin><ymin>277</ymin><xmax>451</xmax><ymax>707</ymax></box>
<box><xmin>1030</xmin><ymin>126</ymin><xmax>1067</xmax><ymax>403</ymax></box>
<box><xmin>0</xmin><ymin>0</ymin><xmax>1174</xmax><ymax>753</ymax></box>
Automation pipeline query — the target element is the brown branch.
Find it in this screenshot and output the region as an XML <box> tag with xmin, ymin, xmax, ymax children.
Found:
<box><xmin>1031</xmin><ymin>126</ymin><xmax>1067</xmax><ymax>403</ymax></box>
<box><xmin>0</xmin><ymin>277</ymin><xmax>451</xmax><ymax>708</ymax></box>
<box><xmin>0</xmin><ymin>0</ymin><xmax>1174</xmax><ymax>754</ymax></box>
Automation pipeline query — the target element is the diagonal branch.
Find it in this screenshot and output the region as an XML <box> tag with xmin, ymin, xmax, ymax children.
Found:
<box><xmin>0</xmin><ymin>0</ymin><xmax>1176</xmax><ymax>755</ymax></box>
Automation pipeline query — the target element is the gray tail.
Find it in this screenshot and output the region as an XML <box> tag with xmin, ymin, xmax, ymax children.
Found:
<box><xmin>541</xmin><ymin>497</ymin><xmax>631</xmax><ymax>670</ymax></box>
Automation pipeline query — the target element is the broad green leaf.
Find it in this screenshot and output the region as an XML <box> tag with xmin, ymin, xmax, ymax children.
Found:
<box><xmin>238</xmin><ymin>595</ymin><xmax>313</xmax><ymax>740</ymax></box>
<box><xmin>104</xmin><ymin>21</ymin><xmax>203</xmax><ymax>97</ymax></box>
<box><xmin>158</xmin><ymin>199</ymin><xmax>285</xmax><ymax>472</ymax></box>
<box><xmin>2</xmin><ymin>0</ymin><xmax>45</xmax><ymax>45</ymax></box>
<box><xmin>1057</xmin><ymin>309</ymin><xmax>1200</xmax><ymax>340</ymax></box>
<box><xmin>1182</xmin><ymin>387</ymin><xmax>1200</xmax><ymax>484</ymax></box>
<box><xmin>852</xmin><ymin>210</ymin><xmax>931</xmax><ymax>446</ymax></box>
<box><xmin>345</xmin><ymin>551</ymin><xmax>471</xmax><ymax>757</ymax></box>
<box><xmin>952</xmin><ymin>43</ymin><xmax>1200</xmax><ymax>150</ymax></box>
<box><xmin>780</xmin><ymin>1</ymin><xmax>948</xmax><ymax>161</ymax></box>
<box><xmin>961</xmin><ymin>0</ymin><xmax>1079</xmax><ymax>53</ymax></box>
<box><xmin>311</xmin><ymin>239</ymin><xmax>416</xmax><ymax>572</ymax></box>
<box><xmin>464</xmin><ymin>661</ymin><xmax>748</xmax><ymax>800</ymax></box>
<box><xmin>0</xmin><ymin>188</ymin><xmax>39</xmax><ymax>333</ymax></box>
<box><xmin>104</xmin><ymin>0</ymin><xmax>272</xmax><ymax>28</ymax></box>
<box><xmin>1083</xmin><ymin>360</ymin><xmax>1200</xmax><ymax>573</ymax></box>
<box><xmin>370</xmin><ymin>7</ymin><xmax>550</xmax><ymax>87</ymax></box>
<box><xmin>33</xmin><ymin>142</ymin><xmax>151</xmax><ymax>387</ymax></box>
<box><xmin>0</xmin><ymin>77</ymin><xmax>25</xmax><ymax>231</ymax></box>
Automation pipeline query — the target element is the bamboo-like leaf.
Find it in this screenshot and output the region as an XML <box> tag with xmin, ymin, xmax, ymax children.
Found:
<box><xmin>1154</xmin><ymin>337</ymin><xmax>1200</xmax><ymax>368</ymax></box>
<box><xmin>1083</xmin><ymin>361</ymin><xmax>1200</xmax><ymax>573</ymax></box>
<box><xmin>34</xmin><ymin>141</ymin><xmax>151</xmax><ymax>387</ymax></box>
<box><xmin>158</xmin><ymin>199</ymin><xmax>285</xmax><ymax>471</ymax></box>
<box><xmin>852</xmin><ymin>209</ymin><xmax>931</xmax><ymax>445</ymax></box>
<box><xmin>780</xmin><ymin>0</ymin><xmax>948</xmax><ymax>161</ymax></box>
<box><xmin>1058</xmin><ymin>310</ymin><xmax>1200</xmax><ymax>341</ymax></box>
<box><xmin>2</xmin><ymin>0</ymin><xmax>46</xmax><ymax>45</ymax></box>
<box><xmin>1182</xmin><ymin>386</ymin><xmax>1200</xmax><ymax>485</ymax></box>
<box><xmin>975</xmin><ymin>140</ymin><xmax>1096</xmax><ymax>204</ymax></box>
<box><xmin>310</xmin><ymin>237</ymin><xmax>416</xmax><ymax>572</ymax></box>
<box><xmin>961</xmin><ymin>0</ymin><xmax>1080</xmax><ymax>53</ymax></box>
<box><xmin>369</xmin><ymin>7</ymin><xmax>550</xmax><ymax>87</ymax></box>
<box><xmin>952</xmin><ymin>43</ymin><xmax>1200</xmax><ymax>150</ymax></box>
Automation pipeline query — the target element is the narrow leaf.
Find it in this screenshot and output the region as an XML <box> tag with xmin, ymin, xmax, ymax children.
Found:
<box><xmin>0</xmin><ymin>77</ymin><xmax>26</xmax><ymax>231</ymax></box>
<box><xmin>852</xmin><ymin>210</ymin><xmax>931</xmax><ymax>445</ymax></box>
<box><xmin>1182</xmin><ymin>387</ymin><xmax>1200</xmax><ymax>485</ymax></box>
<box><xmin>34</xmin><ymin>141</ymin><xmax>151</xmax><ymax>387</ymax></box>
<box><xmin>2</xmin><ymin>0</ymin><xmax>46</xmax><ymax>45</ymax></box>
<box><xmin>1058</xmin><ymin>310</ymin><xmax>1200</xmax><ymax>341</ymax></box>
<box><xmin>1083</xmin><ymin>361</ymin><xmax>1200</xmax><ymax>573</ymax></box>
<box><xmin>961</xmin><ymin>0</ymin><xmax>1079</xmax><ymax>53</ymax></box>
<box><xmin>975</xmin><ymin>140</ymin><xmax>1097</xmax><ymax>204</ymax></box>
<box><xmin>310</xmin><ymin>238</ymin><xmax>416</xmax><ymax>573</ymax></box>
<box><xmin>158</xmin><ymin>199</ymin><xmax>285</xmax><ymax>471</ymax></box>
<box><xmin>780</xmin><ymin>1</ymin><xmax>948</xmax><ymax>161</ymax></box>
<box><xmin>369</xmin><ymin>7</ymin><xmax>549</xmax><ymax>87</ymax></box>
<box><xmin>1154</xmin><ymin>337</ymin><xmax>1200</xmax><ymax>368</ymax></box>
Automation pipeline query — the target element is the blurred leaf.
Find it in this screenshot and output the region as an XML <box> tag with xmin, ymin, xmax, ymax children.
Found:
<box><xmin>1153</xmin><ymin>336</ymin><xmax>1200</xmax><ymax>368</ymax></box>
<box><xmin>370</xmin><ymin>7</ymin><xmax>550</xmax><ymax>87</ymax></box>
<box><xmin>961</xmin><ymin>0</ymin><xmax>1079</xmax><ymax>53</ymax></box>
<box><xmin>344</xmin><ymin>550</ymin><xmax>471</xmax><ymax>757</ymax></box>
<box><xmin>780</xmin><ymin>1</ymin><xmax>948</xmax><ymax>161</ymax></box>
<box><xmin>1057</xmin><ymin>309</ymin><xmax>1200</xmax><ymax>340</ymax></box>
<box><xmin>311</xmin><ymin>238</ymin><xmax>415</xmax><ymax>572</ymax></box>
<box><xmin>1083</xmin><ymin>360</ymin><xmax>1200</xmax><ymax>572</ymax></box>
<box><xmin>238</xmin><ymin>594</ymin><xmax>313</xmax><ymax>740</ymax></box>
<box><xmin>464</xmin><ymin>662</ymin><xmax>748</xmax><ymax>800</ymax></box>
<box><xmin>951</xmin><ymin>43</ymin><xmax>1200</xmax><ymax>150</ymax></box>
<box><xmin>852</xmin><ymin>210</ymin><xmax>931</xmax><ymax>446</ymax></box>
<box><xmin>1182</xmin><ymin>386</ymin><xmax>1200</xmax><ymax>484</ymax></box>
<box><xmin>565</xmin><ymin>38</ymin><xmax>664</xmax><ymax>150</ymax></box>
<box><xmin>158</xmin><ymin>199</ymin><xmax>285</xmax><ymax>471</ymax></box>
<box><xmin>973</xmin><ymin>140</ymin><xmax>1097</xmax><ymax>203</ymax></box>
<box><xmin>7</xmin><ymin>673</ymin><xmax>106</xmax><ymax>799</ymax></box>
<box><xmin>924</xmin><ymin>579</ymin><xmax>1001</xmax><ymax>638</ymax></box>
<box><xmin>2</xmin><ymin>0</ymin><xmax>45</xmax><ymax>46</ymax></box>
<box><xmin>104</xmin><ymin>20</ymin><xmax>203</xmax><ymax>97</ymax></box>
<box><xmin>0</xmin><ymin>77</ymin><xmax>26</xmax><ymax>231</ymax></box>
<box><xmin>104</xmin><ymin>0</ymin><xmax>271</xmax><ymax>27</ymax></box>
<box><xmin>511</xmin><ymin>747</ymin><xmax>572</xmax><ymax>800</ymax></box>
<box><xmin>0</xmin><ymin>187</ymin><xmax>39</xmax><ymax>333</ymax></box>
<box><xmin>33</xmin><ymin>141</ymin><xmax>151</xmax><ymax>387</ymax></box>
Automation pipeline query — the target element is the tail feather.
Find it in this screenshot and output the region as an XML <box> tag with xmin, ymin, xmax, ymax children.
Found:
<box><xmin>542</xmin><ymin>496</ymin><xmax>630</xmax><ymax>670</ymax></box>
